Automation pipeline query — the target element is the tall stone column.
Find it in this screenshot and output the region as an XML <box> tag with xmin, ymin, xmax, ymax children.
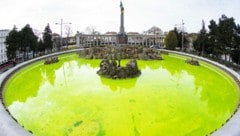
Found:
<box><xmin>117</xmin><ymin>1</ymin><xmax>128</xmax><ymax>44</ymax></box>
<box><xmin>120</xmin><ymin>1</ymin><xmax>125</xmax><ymax>34</ymax></box>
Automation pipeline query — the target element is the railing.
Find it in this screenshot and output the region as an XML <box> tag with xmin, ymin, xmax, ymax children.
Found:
<box><xmin>0</xmin><ymin>62</ymin><xmax>15</xmax><ymax>73</ymax></box>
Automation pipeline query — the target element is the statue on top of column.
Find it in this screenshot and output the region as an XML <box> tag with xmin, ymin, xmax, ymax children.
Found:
<box><xmin>120</xmin><ymin>1</ymin><xmax>124</xmax><ymax>14</ymax></box>
<box><xmin>117</xmin><ymin>0</ymin><xmax>128</xmax><ymax>44</ymax></box>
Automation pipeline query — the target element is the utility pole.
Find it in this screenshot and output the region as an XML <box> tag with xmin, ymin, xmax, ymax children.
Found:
<box><xmin>175</xmin><ymin>19</ymin><xmax>185</xmax><ymax>51</ymax></box>
<box><xmin>56</xmin><ymin>19</ymin><xmax>72</xmax><ymax>50</ymax></box>
<box><xmin>181</xmin><ymin>20</ymin><xmax>184</xmax><ymax>51</ymax></box>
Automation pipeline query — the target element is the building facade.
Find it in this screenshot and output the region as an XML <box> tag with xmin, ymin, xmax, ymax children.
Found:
<box><xmin>0</xmin><ymin>30</ymin><xmax>10</xmax><ymax>64</ymax></box>
<box><xmin>76</xmin><ymin>32</ymin><xmax>165</xmax><ymax>47</ymax></box>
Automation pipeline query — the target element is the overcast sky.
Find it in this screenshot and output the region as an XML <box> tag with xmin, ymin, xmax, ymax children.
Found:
<box><xmin>0</xmin><ymin>0</ymin><xmax>240</xmax><ymax>36</ymax></box>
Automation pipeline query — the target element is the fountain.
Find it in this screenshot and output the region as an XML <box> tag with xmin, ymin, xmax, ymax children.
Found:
<box><xmin>1</xmin><ymin>50</ymin><xmax>239</xmax><ymax>136</ymax></box>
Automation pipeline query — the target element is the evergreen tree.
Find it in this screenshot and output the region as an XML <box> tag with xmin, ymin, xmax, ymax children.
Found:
<box><xmin>217</xmin><ymin>15</ymin><xmax>237</xmax><ymax>62</ymax></box>
<box><xmin>43</xmin><ymin>24</ymin><xmax>53</xmax><ymax>53</ymax></box>
<box><xmin>173</xmin><ymin>27</ymin><xmax>188</xmax><ymax>50</ymax></box>
<box><xmin>208</xmin><ymin>20</ymin><xmax>221</xmax><ymax>58</ymax></box>
<box><xmin>193</xmin><ymin>20</ymin><xmax>208</xmax><ymax>56</ymax></box>
<box><xmin>230</xmin><ymin>24</ymin><xmax>240</xmax><ymax>64</ymax></box>
<box><xmin>231</xmin><ymin>50</ymin><xmax>240</xmax><ymax>64</ymax></box>
<box><xmin>164</xmin><ymin>31</ymin><xmax>178</xmax><ymax>50</ymax></box>
<box><xmin>193</xmin><ymin>15</ymin><xmax>240</xmax><ymax>63</ymax></box>
<box><xmin>5</xmin><ymin>26</ymin><xmax>20</xmax><ymax>60</ymax></box>
<box><xmin>173</xmin><ymin>27</ymin><xmax>180</xmax><ymax>47</ymax></box>
<box><xmin>20</xmin><ymin>24</ymin><xmax>38</xmax><ymax>59</ymax></box>
<box><xmin>38</xmin><ymin>39</ymin><xmax>45</xmax><ymax>55</ymax></box>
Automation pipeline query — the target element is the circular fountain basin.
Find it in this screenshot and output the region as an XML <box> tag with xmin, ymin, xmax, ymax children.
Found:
<box><xmin>2</xmin><ymin>53</ymin><xmax>239</xmax><ymax>136</ymax></box>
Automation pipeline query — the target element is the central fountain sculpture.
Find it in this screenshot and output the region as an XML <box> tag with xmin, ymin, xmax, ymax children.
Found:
<box><xmin>79</xmin><ymin>45</ymin><xmax>162</xmax><ymax>79</ymax></box>
<box><xmin>97</xmin><ymin>58</ymin><xmax>141</xmax><ymax>79</ymax></box>
<box><xmin>96</xmin><ymin>45</ymin><xmax>141</xmax><ymax>79</ymax></box>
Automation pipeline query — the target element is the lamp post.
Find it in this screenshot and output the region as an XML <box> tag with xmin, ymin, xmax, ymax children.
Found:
<box><xmin>56</xmin><ymin>19</ymin><xmax>72</xmax><ymax>50</ymax></box>
<box><xmin>181</xmin><ymin>20</ymin><xmax>184</xmax><ymax>51</ymax></box>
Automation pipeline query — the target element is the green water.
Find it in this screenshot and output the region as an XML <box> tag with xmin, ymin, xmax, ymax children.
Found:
<box><xmin>4</xmin><ymin>53</ymin><xmax>239</xmax><ymax>136</ymax></box>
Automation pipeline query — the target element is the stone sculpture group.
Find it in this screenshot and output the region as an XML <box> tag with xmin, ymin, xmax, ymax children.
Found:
<box><xmin>79</xmin><ymin>46</ymin><xmax>163</xmax><ymax>79</ymax></box>
<box><xmin>186</xmin><ymin>58</ymin><xmax>200</xmax><ymax>66</ymax></box>
<box><xmin>97</xmin><ymin>59</ymin><xmax>141</xmax><ymax>79</ymax></box>
<box><xmin>44</xmin><ymin>57</ymin><xmax>59</xmax><ymax>65</ymax></box>
<box><xmin>79</xmin><ymin>46</ymin><xmax>162</xmax><ymax>60</ymax></box>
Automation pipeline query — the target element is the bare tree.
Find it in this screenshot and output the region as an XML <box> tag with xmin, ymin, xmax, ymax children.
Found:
<box><xmin>85</xmin><ymin>25</ymin><xmax>100</xmax><ymax>35</ymax></box>
<box><xmin>33</xmin><ymin>29</ymin><xmax>43</xmax><ymax>55</ymax></box>
<box><xmin>64</xmin><ymin>25</ymin><xmax>73</xmax><ymax>48</ymax></box>
<box><xmin>33</xmin><ymin>29</ymin><xmax>42</xmax><ymax>40</ymax></box>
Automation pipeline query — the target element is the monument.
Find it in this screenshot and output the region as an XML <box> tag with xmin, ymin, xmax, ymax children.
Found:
<box><xmin>117</xmin><ymin>1</ymin><xmax>128</xmax><ymax>44</ymax></box>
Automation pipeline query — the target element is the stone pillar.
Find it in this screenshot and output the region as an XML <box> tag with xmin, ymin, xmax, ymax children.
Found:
<box><xmin>100</xmin><ymin>36</ymin><xmax>102</xmax><ymax>46</ymax></box>
<box><xmin>135</xmin><ymin>37</ymin><xmax>137</xmax><ymax>45</ymax></box>
<box><xmin>112</xmin><ymin>36</ymin><xmax>114</xmax><ymax>45</ymax></box>
<box><xmin>83</xmin><ymin>36</ymin><xmax>85</xmax><ymax>47</ymax></box>
<box><xmin>112</xmin><ymin>37</ymin><xmax>113</xmax><ymax>45</ymax></box>
<box><xmin>120</xmin><ymin>1</ymin><xmax>125</xmax><ymax>34</ymax></box>
<box><xmin>103</xmin><ymin>36</ymin><xmax>105</xmax><ymax>45</ymax></box>
<box><xmin>92</xmin><ymin>36</ymin><xmax>94</xmax><ymax>46</ymax></box>
<box><xmin>117</xmin><ymin>1</ymin><xmax>128</xmax><ymax>44</ymax></box>
<box><xmin>76</xmin><ymin>35</ymin><xmax>80</xmax><ymax>47</ymax></box>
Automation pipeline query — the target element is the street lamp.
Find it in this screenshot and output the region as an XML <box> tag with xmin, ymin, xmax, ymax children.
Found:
<box><xmin>181</xmin><ymin>20</ymin><xmax>184</xmax><ymax>51</ymax></box>
<box><xmin>56</xmin><ymin>19</ymin><xmax>72</xmax><ymax>50</ymax></box>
